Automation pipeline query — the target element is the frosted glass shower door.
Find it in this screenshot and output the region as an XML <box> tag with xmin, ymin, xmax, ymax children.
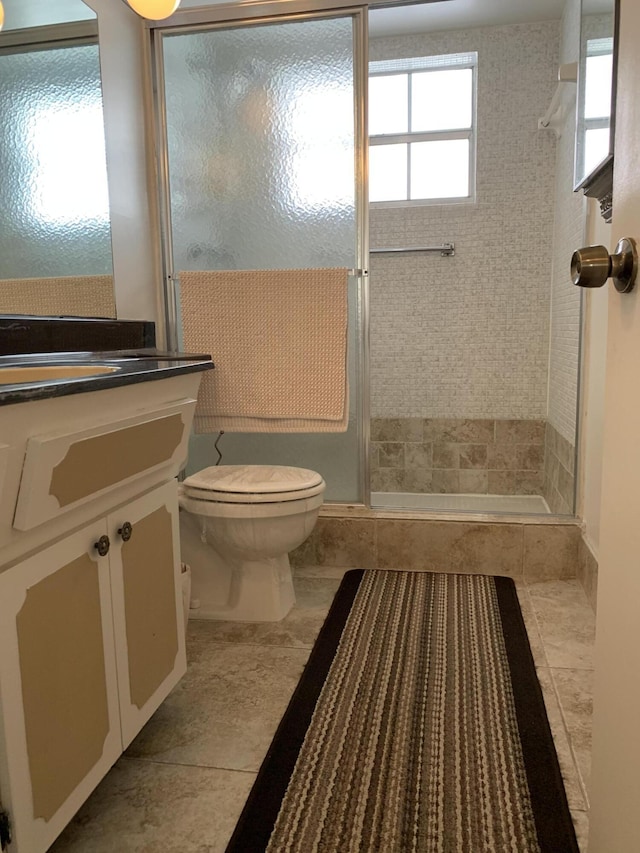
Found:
<box><xmin>157</xmin><ymin>13</ymin><xmax>364</xmax><ymax>502</ymax></box>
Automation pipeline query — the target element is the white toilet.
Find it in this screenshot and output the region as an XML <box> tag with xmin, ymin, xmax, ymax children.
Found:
<box><xmin>178</xmin><ymin>464</ymin><xmax>325</xmax><ymax>622</ymax></box>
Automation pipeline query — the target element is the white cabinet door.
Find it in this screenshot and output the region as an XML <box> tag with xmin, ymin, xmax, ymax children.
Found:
<box><xmin>108</xmin><ymin>481</ymin><xmax>186</xmax><ymax>748</ymax></box>
<box><xmin>0</xmin><ymin>522</ymin><xmax>121</xmax><ymax>853</ymax></box>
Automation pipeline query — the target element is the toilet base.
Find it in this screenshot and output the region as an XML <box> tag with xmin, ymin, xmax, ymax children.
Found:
<box><xmin>189</xmin><ymin>553</ymin><xmax>296</xmax><ymax>622</ymax></box>
<box><xmin>179</xmin><ymin>510</ymin><xmax>297</xmax><ymax>621</ymax></box>
<box><xmin>180</xmin><ymin>495</ymin><xmax>322</xmax><ymax>622</ymax></box>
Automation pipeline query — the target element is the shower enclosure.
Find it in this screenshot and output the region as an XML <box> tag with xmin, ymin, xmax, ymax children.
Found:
<box><xmin>149</xmin><ymin>0</ymin><xmax>583</xmax><ymax>517</ymax></box>
<box><xmin>366</xmin><ymin>3</ymin><xmax>583</xmax><ymax>516</ymax></box>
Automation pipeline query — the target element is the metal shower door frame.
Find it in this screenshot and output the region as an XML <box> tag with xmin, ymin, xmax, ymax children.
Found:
<box><xmin>148</xmin><ymin>1</ymin><xmax>370</xmax><ymax>507</ymax></box>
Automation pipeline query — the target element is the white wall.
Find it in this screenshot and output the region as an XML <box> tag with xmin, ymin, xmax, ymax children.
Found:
<box><xmin>2</xmin><ymin>0</ymin><xmax>93</xmax><ymax>30</ymax></box>
<box><xmin>84</xmin><ymin>0</ymin><xmax>166</xmax><ymax>343</ymax></box>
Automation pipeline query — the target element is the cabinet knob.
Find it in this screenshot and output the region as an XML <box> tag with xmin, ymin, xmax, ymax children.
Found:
<box><xmin>94</xmin><ymin>535</ymin><xmax>110</xmax><ymax>557</ymax></box>
<box><xmin>571</xmin><ymin>237</ymin><xmax>638</xmax><ymax>293</ymax></box>
<box><xmin>118</xmin><ymin>522</ymin><xmax>133</xmax><ymax>542</ymax></box>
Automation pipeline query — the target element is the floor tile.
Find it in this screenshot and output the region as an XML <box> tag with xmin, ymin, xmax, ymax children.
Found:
<box><xmin>293</xmin><ymin>565</ymin><xmax>351</xmax><ymax>580</ymax></box>
<box><xmin>515</xmin><ymin>582</ymin><xmax>547</xmax><ymax>667</ymax></box>
<box><xmin>50</xmin><ymin>759</ymin><xmax>255</xmax><ymax>853</ymax></box>
<box><xmin>126</xmin><ymin>641</ymin><xmax>308</xmax><ymax>772</ymax></box>
<box><xmin>49</xmin><ymin>569</ymin><xmax>595</xmax><ymax>853</ymax></box>
<box><xmin>552</xmin><ymin>668</ymin><xmax>594</xmax><ymax>801</ymax></box>
<box><xmin>572</xmin><ymin>809</ymin><xmax>590</xmax><ymax>853</ymax></box>
<box><xmin>536</xmin><ymin>667</ymin><xmax>587</xmax><ymax>812</ymax></box>
<box><xmin>188</xmin><ymin>575</ymin><xmax>342</xmax><ymax>649</ymax></box>
<box><xmin>528</xmin><ymin>580</ymin><xmax>596</xmax><ymax>669</ymax></box>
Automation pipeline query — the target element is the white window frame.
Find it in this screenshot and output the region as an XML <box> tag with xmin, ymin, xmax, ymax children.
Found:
<box><xmin>369</xmin><ymin>52</ymin><xmax>478</xmax><ymax>208</ymax></box>
<box><xmin>581</xmin><ymin>37</ymin><xmax>613</xmax><ymax>171</ymax></box>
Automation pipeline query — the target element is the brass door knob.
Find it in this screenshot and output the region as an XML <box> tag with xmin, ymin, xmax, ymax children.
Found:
<box><xmin>571</xmin><ymin>237</ymin><xmax>638</xmax><ymax>293</ymax></box>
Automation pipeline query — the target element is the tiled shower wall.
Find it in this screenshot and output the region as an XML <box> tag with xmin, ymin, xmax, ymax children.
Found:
<box><xmin>371</xmin><ymin>417</ymin><xmax>545</xmax><ymax>495</ymax></box>
<box><xmin>369</xmin><ymin>22</ymin><xmax>559</xmax><ymax>422</ymax></box>
<box><xmin>369</xmin><ymin>22</ymin><xmax>584</xmax><ymax>511</ymax></box>
<box><xmin>370</xmin><ymin>417</ymin><xmax>578</xmax><ymax>509</ymax></box>
<box><xmin>542</xmin><ymin>0</ymin><xmax>595</xmax><ymax>513</ymax></box>
<box><xmin>543</xmin><ymin>422</ymin><xmax>576</xmax><ymax>514</ymax></box>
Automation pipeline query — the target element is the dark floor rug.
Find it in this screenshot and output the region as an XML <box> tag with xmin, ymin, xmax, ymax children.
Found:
<box><xmin>226</xmin><ymin>570</ymin><xmax>579</xmax><ymax>853</ymax></box>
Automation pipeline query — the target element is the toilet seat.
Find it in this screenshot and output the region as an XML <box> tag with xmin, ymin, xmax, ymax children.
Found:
<box><xmin>182</xmin><ymin>464</ymin><xmax>326</xmax><ymax>504</ymax></box>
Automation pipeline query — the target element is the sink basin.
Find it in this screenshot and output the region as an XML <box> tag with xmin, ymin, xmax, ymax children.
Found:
<box><xmin>0</xmin><ymin>364</ymin><xmax>119</xmax><ymax>384</ymax></box>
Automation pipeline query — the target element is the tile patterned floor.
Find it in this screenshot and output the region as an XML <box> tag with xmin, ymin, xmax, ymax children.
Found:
<box><xmin>51</xmin><ymin>568</ymin><xmax>595</xmax><ymax>852</ymax></box>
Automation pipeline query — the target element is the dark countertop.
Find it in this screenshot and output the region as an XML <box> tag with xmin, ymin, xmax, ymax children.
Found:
<box><xmin>0</xmin><ymin>315</ymin><xmax>156</xmax><ymax>355</ymax></box>
<box><xmin>0</xmin><ymin>350</ymin><xmax>214</xmax><ymax>406</ymax></box>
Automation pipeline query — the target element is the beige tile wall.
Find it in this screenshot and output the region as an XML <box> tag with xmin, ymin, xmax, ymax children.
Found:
<box><xmin>371</xmin><ymin>416</ymin><xmax>545</xmax><ymax>495</ymax></box>
<box><xmin>543</xmin><ymin>421</ymin><xmax>576</xmax><ymax>513</ymax></box>
<box><xmin>577</xmin><ymin>534</ymin><xmax>598</xmax><ymax>613</ymax></box>
<box><xmin>291</xmin><ymin>510</ymin><xmax>581</xmax><ymax>583</ymax></box>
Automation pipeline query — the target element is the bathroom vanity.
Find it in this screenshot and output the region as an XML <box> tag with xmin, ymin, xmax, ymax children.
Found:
<box><xmin>0</xmin><ymin>336</ymin><xmax>212</xmax><ymax>853</ymax></box>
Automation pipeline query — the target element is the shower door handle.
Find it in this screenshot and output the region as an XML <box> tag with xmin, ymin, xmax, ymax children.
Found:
<box><xmin>571</xmin><ymin>237</ymin><xmax>638</xmax><ymax>293</ymax></box>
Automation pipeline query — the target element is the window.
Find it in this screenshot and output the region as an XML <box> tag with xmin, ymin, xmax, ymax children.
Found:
<box><xmin>369</xmin><ymin>53</ymin><xmax>477</xmax><ymax>205</ymax></box>
<box><xmin>582</xmin><ymin>38</ymin><xmax>613</xmax><ymax>178</ymax></box>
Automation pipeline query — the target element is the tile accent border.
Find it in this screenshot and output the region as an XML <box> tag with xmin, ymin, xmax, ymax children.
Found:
<box><xmin>291</xmin><ymin>513</ymin><xmax>581</xmax><ymax>583</ymax></box>
<box><xmin>370</xmin><ymin>417</ymin><xmax>546</xmax><ymax>496</ymax></box>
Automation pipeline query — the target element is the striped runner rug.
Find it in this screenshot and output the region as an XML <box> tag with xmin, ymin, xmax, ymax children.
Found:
<box><xmin>227</xmin><ymin>570</ymin><xmax>579</xmax><ymax>853</ymax></box>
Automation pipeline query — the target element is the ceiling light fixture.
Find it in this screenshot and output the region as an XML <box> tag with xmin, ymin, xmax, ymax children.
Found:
<box><xmin>127</xmin><ymin>0</ymin><xmax>181</xmax><ymax>21</ymax></box>
<box><xmin>0</xmin><ymin>2</ymin><xmax>5</xmax><ymax>32</ymax></box>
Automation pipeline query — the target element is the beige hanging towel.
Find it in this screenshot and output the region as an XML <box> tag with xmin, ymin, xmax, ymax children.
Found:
<box><xmin>180</xmin><ymin>268</ymin><xmax>349</xmax><ymax>433</ymax></box>
<box><xmin>0</xmin><ymin>275</ymin><xmax>115</xmax><ymax>318</ymax></box>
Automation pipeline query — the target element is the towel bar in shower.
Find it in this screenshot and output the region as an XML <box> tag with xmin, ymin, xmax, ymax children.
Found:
<box><xmin>370</xmin><ymin>242</ymin><xmax>455</xmax><ymax>257</ymax></box>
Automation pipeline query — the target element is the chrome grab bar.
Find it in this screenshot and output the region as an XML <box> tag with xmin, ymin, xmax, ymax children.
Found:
<box><xmin>370</xmin><ymin>242</ymin><xmax>455</xmax><ymax>257</ymax></box>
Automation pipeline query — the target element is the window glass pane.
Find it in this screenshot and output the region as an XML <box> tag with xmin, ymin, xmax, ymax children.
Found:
<box><xmin>369</xmin><ymin>74</ymin><xmax>408</xmax><ymax>135</ymax></box>
<box><xmin>584</xmin><ymin>127</ymin><xmax>610</xmax><ymax>175</ymax></box>
<box><xmin>410</xmin><ymin>138</ymin><xmax>469</xmax><ymax>199</ymax></box>
<box><xmin>411</xmin><ymin>68</ymin><xmax>473</xmax><ymax>132</ymax></box>
<box><xmin>584</xmin><ymin>52</ymin><xmax>612</xmax><ymax>119</ymax></box>
<box><xmin>370</xmin><ymin>143</ymin><xmax>407</xmax><ymax>201</ymax></box>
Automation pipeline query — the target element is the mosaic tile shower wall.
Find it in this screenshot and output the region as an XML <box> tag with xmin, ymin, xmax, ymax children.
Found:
<box><xmin>369</xmin><ymin>22</ymin><xmax>560</xmax><ymax>422</ymax></box>
<box><xmin>368</xmin><ymin>21</ymin><xmax>582</xmax><ymax>510</ymax></box>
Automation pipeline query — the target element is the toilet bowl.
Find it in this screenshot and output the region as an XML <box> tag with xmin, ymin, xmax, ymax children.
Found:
<box><xmin>178</xmin><ymin>464</ymin><xmax>325</xmax><ymax>622</ymax></box>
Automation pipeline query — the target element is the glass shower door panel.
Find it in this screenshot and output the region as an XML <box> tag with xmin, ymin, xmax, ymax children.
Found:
<box><xmin>161</xmin><ymin>15</ymin><xmax>361</xmax><ymax>502</ymax></box>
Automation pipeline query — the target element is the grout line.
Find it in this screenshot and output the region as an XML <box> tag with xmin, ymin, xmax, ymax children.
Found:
<box><xmin>186</xmin><ymin>635</ymin><xmax>315</xmax><ymax>652</ymax></box>
<box><xmin>521</xmin><ymin>583</ymin><xmax>551</xmax><ymax>668</ymax></box>
<box><xmin>121</xmin><ymin>756</ymin><xmax>259</xmax><ymax>775</ymax></box>
<box><xmin>373</xmin><ymin>517</ymin><xmax>379</xmax><ymax>567</ymax></box>
<box><xmin>548</xmin><ymin>666</ymin><xmax>592</xmax><ymax>810</ymax></box>
<box><xmin>525</xmin><ymin>579</ymin><xmax>594</xmax><ymax>811</ymax></box>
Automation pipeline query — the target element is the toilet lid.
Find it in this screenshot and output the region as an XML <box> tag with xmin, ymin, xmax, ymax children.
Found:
<box><xmin>182</xmin><ymin>464</ymin><xmax>325</xmax><ymax>503</ymax></box>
